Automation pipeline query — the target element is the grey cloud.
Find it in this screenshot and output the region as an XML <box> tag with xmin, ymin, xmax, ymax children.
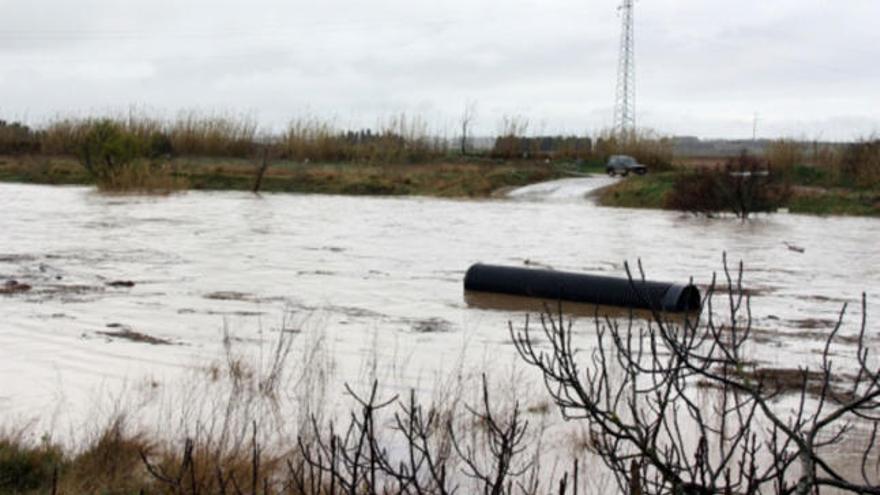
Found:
<box><xmin>1</xmin><ymin>0</ymin><xmax>878</xmax><ymax>139</ymax></box>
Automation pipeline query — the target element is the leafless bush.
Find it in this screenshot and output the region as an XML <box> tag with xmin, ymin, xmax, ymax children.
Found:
<box><xmin>511</xmin><ymin>256</ymin><xmax>879</xmax><ymax>494</ymax></box>
<box><xmin>491</xmin><ymin>115</ymin><xmax>531</xmax><ymax>159</ymax></box>
<box><xmin>666</xmin><ymin>152</ymin><xmax>790</xmax><ymax>219</ymax></box>
<box><xmin>293</xmin><ymin>375</ymin><xmax>563</xmax><ymax>494</ymax></box>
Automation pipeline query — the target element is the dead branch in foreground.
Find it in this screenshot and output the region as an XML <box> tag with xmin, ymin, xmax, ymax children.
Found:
<box><xmin>511</xmin><ymin>255</ymin><xmax>879</xmax><ymax>494</ymax></box>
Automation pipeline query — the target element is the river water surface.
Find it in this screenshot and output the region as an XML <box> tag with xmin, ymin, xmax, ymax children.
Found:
<box><xmin>1</xmin><ymin>180</ymin><xmax>879</xmax><ymax>432</ymax></box>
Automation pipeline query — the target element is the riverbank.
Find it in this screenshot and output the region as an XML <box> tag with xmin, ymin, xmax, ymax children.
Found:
<box><xmin>596</xmin><ymin>171</ymin><xmax>880</xmax><ymax>216</ymax></box>
<box><xmin>0</xmin><ymin>155</ymin><xmax>590</xmax><ymax>198</ymax></box>
<box><xmin>2</xmin><ymin>154</ymin><xmax>877</xmax><ymax>216</ymax></box>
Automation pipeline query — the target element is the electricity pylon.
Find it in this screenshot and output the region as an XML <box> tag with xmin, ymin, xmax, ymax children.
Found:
<box><xmin>613</xmin><ymin>0</ymin><xmax>636</xmax><ymax>136</ymax></box>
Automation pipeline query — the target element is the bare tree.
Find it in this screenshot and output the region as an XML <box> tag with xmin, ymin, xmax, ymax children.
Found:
<box><xmin>252</xmin><ymin>142</ymin><xmax>276</xmax><ymax>194</ymax></box>
<box><xmin>460</xmin><ymin>101</ymin><xmax>478</xmax><ymax>156</ymax></box>
<box><xmin>511</xmin><ymin>256</ymin><xmax>879</xmax><ymax>494</ymax></box>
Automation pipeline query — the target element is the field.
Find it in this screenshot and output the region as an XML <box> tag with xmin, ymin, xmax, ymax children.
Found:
<box><xmin>597</xmin><ymin>151</ymin><xmax>880</xmax><ymax>216</ymax></box>
<box><xmin>0</xmin><ymin>154</ymin><xmax>571</xmax><ymax>198</ymax></box>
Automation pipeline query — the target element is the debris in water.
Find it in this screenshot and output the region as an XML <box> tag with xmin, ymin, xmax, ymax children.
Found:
<box><xmin>783</xmin><ymin>242</ymin><xmax>805</xmax><ymax>253</ymax></box>
<box><xmin>204</xmin><ymin>291</ymin><xmax>286</xmax><ymax>303</ymax></box>
<box><xmin>0</xmin><ymin>254</ymin><xmax>37</xmax><ymax>263</ymax></box>
<box><xmin>411</xmin><ymin>317</ymin><xmax>453</xmax><ymax>333</ymax></box>
<box><xmin>297</xmin><ymin>270</ymin><xmax>336</xmax><ymax>276</ymax></box>
<box><xmin>1</xmin><ymin>280</ymin><xmax>32</xmax><ymax>294</ymax></box>
<box><xmin>205</xmin><ymin>291</ymin><xmax>254</xmax><ymax>301</ymax></box>
<box><xmin>107</xmin><ymin>280</ymin><xmax>136</xmax><ymax>288</ymax></box>
<box><xmin>789</xmin><ymin>318</ymin><xmax>836</xmax><ymax>330</ymax></box>
<box><xmin>523</xmin><ymin>258</ymin><xmax>554</xmax><ymax>269</ymax></box>
<box><xmin>97</xmin><ymin>325</ymin><xmax>173</xmax><ymax>345</ymax></box>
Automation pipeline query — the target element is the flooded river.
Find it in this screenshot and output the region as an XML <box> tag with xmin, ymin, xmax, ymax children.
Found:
<box><xmin>1</xmin><ymin>180</ymin><xmax>879</xmax><ymax>429</ymax></box>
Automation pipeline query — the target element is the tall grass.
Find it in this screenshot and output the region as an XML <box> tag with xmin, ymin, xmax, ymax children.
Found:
<box><xmin>280</xmin><ymin>114</ymin><xmax>446</xmax><ymax>164</ymax></box>
<box><xmin>593</xmin><ymin>128</ymin><xmax>676</xmax><ymax>170</ymax></box>
<box><xmin>764</xmin><ymin>138</ymin><xmax>804</xmax><ymax>174</ymax></box>
<box><xmin>765</xmin><ymin>137</ymin><xmax>880</xmax><ymax>189</ymax></box>
<box><xmin>26</xmin><ymin>112</ymin><xmax>449</xmax><ymax>164</ymax></box>
<box><xmin>0</xmin><ymin>120</ymin><xmax>39</xmax><ymax>154</ymax></box>
<box><xmin>490</xmin><ymin>116</ymin><xmax>594</xmax><ymax>160</ymax></box>
<box><xmin>6</xmin><ymin>110</ymin><xmax>878</xmax><ymax>187</ymax></box>
<box><xmin>840</xmin><ymin>137</ymin><xmax>880</xmax><ymax>188</ymax></box>
<box><xmin>38</xmin><ymin>112</ymin><xmax>258</xmax><ymax>159</ymax></box>
<box><xmin>170</xmin><ymin>111</ymin><xmax>258</xmax><ymax>157</ymax></box>
<box><xmin>92</xmin><ymin>161</ymin><xmax>188</xmax><ymax>193</ymax></box>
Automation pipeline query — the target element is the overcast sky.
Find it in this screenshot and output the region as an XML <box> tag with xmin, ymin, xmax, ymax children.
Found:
<box><xmin>1</xmin><ymin>0</ymin><xmax>878</xmax><ymax>140</ymax></box>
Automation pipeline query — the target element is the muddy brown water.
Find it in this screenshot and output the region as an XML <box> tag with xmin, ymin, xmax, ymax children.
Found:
<box><xmin>1</xmin><ymin>181</ymin><xmax>878</xmax><ymax>451</ymax></box>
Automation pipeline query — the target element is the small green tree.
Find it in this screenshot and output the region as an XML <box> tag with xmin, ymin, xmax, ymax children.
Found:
<box><xmin>77</xmin><ymin>120</ymin><xmax>142</xmax><ymax>183</ymax></box>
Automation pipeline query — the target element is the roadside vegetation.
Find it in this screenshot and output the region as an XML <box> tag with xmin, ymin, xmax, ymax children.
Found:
<box><xmin>0</xmin><ymin>113</ymin><xmax>674</xmax><ymax>196</ymax></box>
<box><xmin>598</xmin><ymin>138</ymin><xmax>880</xmax><ymax>217</ymax></box>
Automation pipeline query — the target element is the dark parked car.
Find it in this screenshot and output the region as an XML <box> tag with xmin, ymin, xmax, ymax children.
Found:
<box><xmin>606</xmin><ymin>155</ymin><xmax>647</xmax><ymax>176</ymax></box>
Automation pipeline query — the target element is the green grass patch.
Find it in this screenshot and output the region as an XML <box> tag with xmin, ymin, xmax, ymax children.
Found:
<box><xmin>596</xmin><ymin>168</ymin><xmax>879</xmax><ymax>217</ymax></box>
<box><xmin>787</xmin><ymin>165</ymin><xmax>831</xmax><ymax>187</ymax></box>
<box><xmin>596</xmin><ymin>172</ymin><xmax>676</xmax><ymax>209</ymax></box>
<box><xmin>0</xmin><ymin>156</ymin><xmax>90</xmax><ymax>185</ymax></box>
<box><xmin>788</xmin><ymin>191</ymin><xmax>880</xmax><ymax>216</ymax></box>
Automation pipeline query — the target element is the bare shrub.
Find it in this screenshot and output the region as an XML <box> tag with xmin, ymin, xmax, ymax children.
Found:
<box><xmin>292</xmin><ymin>375</ymin><xmax>568</xmax><ymax>494</ymax></box>
<box><xmin>459</xmin><ymin>101</ymin><xmax>478</xmax><ymax>156</ymax></box>
<box><xmin>511</xmin><ymin>257</ymin><xmax>880</xmax><ymax>494</ymax></box>
<box><xmin>666</xmin><ymin>151</ymin><xmax>790</xmax><ymax>219</ymax></box>
<box><xmin>491</xmin><ymin>115</ymin><xmax>531</xmax><ymax>159</ymax></box>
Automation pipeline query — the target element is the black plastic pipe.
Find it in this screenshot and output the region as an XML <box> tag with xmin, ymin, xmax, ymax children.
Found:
<box><xmin>464</xmin><ymin>264</ymin><xmax>701</xmax><ymax>313</ymax></box>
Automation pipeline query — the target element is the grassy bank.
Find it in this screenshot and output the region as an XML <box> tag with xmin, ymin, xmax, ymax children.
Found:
<box><xmin>0</xmin><ymin>155</ymin><xmax>570</xmax><ymax>198</ymax></box>
<box><xmin>0</xmin><ymin>114</ymin><xmax>674</xmax><ymax>196</ymax></box>
<box><xmin>597</xmin><ymin>168</ymin><xmax>880</xmax><ymax>216</ymax></box>
<box><xmin>596</xmin><ymin>171</ymin><xmax>678</xmax><ymax>209</ymax></box>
